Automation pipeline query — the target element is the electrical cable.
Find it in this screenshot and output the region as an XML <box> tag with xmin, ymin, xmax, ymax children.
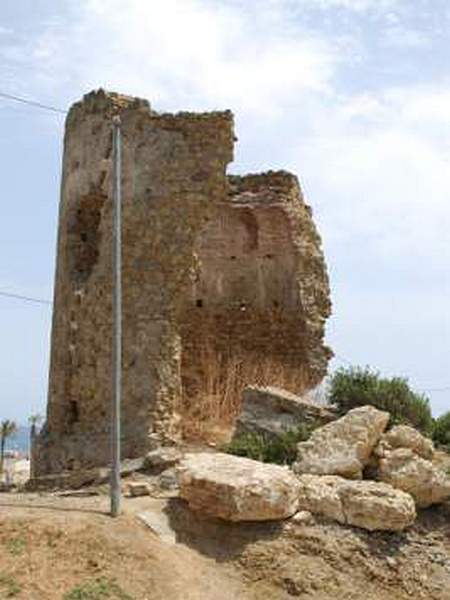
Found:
<box><xmin>0</xmin><ymin>91</ymin><xmax>67</xmax><ymax>115</ymax></box>
<box><xmin>0</xmin><ymin>290</ymin><xmax>52</xmax><ymax>306</ymax></box>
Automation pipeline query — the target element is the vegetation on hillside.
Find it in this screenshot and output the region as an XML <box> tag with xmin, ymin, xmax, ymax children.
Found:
<box><xmin>432</xmin><ymin>410</ymin><xmax>450</xmax><ymax>451</ymax></box>
<box><xmin>225</xmin><ymin>423</ymin><xmax>315</xmax><ymax>465</ymax></box>
<box><xmin>327</xmin><ymin>366</ymin><xmax>433</xmax><ymax>434</ymax></box>
<box><xmin>226</xmin><ymin>365</ymin><xmax>448</xmax><ymax>464</ymax></box>
<box><xmin>64</xmin><ymin>577</ymin><xmax>132</xmax><ymax>600</ymax></box>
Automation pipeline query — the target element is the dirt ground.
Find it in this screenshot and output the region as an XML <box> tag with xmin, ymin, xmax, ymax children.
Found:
<box><xmin>0</xmin><ymin>488</ymin><xmax>449</xmax><ymax>600</ymax></box>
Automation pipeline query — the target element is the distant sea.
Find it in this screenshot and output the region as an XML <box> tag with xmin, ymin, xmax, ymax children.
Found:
<box><xmin>5</xmin><ymin>426</ymin><xmax>31</xmax><ymax>454</ymax></box>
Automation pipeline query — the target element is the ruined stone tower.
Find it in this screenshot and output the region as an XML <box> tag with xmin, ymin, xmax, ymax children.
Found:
<box><xmin>35</xmin><ymin>90</ymin><xmax>332</xmax><ymax>477</ymax></box>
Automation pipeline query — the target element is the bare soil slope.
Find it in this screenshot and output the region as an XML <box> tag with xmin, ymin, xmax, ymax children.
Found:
<box><xmin>0</xmin><ymin>491</ymin><xmax>449</xmax><ymax>599</ymax></box>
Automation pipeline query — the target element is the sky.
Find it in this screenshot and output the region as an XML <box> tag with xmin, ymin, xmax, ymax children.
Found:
<box><xmin>0</xmin><ymin>0</ymin><xmax>449</xmax><ymax>422</ymax></box>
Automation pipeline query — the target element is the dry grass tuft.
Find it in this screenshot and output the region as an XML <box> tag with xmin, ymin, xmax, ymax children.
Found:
<box><xmin>180</xmin><ymin>346</ymin><xmax>310</xmax><ymax>442</ymax></box>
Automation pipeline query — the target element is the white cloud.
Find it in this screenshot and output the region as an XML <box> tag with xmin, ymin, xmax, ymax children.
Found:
<box><xmin>1</xmin><ymin>0</ymin><xmax>448</xmax><ymax>415</ymax></box>
<box><xmin>296</xmin><ymin>0</ymin><xmax>398</xmax><ymax>13</ymax></box>
<box><xmin>6</xmin><ymin>0</ymin><xmax>445</xmax><ymax>266</ymax></box>
<box><xmin>288</xmin><ymin>86</ymin><xmax>450</xmax><ymax>267</ymax></box>
<box><xmin>381</xmin><ymin>24</ymin><xmax>431</xmax><ymax>48</ymax></box>
<box><xmin>4</xmin><ymin>0</ymin><xmax>340</xmax><ymax>116</ymax></box>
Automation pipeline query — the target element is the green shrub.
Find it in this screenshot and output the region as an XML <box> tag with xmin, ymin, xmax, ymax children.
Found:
<box><xmin>432</xmin><ymin>411</ymin><xmax>450</xmax><ymax>451</ymax></box>
<box><xmin>328</xmin><ymin>366</ymin><xmax>433</xmax><ymax>434</ymax></box>
<box><xmin>64</xmin><ymin>577</ymin><xmax>132</xmax><ymax>600</ymax></box>
<box><xmin>0</xmin><ymin>573</ymin><xmax>21</xmax><ymax>597</ymax></box>
<box><xmin>6</xmin><ymin>537</ymin><xmax>26</xmax><ymax>556</ymax></box>
<box><xmin>225</xmin><ymin>423</ymin><xmax>314</xmax><ymax>465</ymax></box>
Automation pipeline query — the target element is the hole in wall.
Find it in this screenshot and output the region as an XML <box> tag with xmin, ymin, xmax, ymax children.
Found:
<box><xmin>196</xmin><ymin>299</ymin><xmax>204</xmax><ymax>308</ymax></box>
<box><xmin>68</xmin><ymin>400</ymin><xmax>79</xmax><ymax>425</ymax></box>
<box><xmin>68</xmin><ymin>191</ymin><xmax>106</xmax><ymax>282</ymax></box>
<box><xmin>240</xmin><ymin>208</ymin><xmax>259</xmax><ymax>252</ymax></box>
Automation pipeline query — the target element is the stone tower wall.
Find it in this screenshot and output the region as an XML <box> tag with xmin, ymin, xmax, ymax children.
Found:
<box><xmin>36</xmin><ymin>91</ymin><xmax>234</xmax><ymax>475</ymax></box>
<box><xmin>35</xmin><ymin>90</ymin><xmax>331</xmax><ymax>477</ymax></box>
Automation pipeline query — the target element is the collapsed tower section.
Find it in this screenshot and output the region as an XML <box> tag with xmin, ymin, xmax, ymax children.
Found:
<box><xmin>35</xmin><ymin>90</ymin><xmax>331</xmax><ymax>477</ymax></box>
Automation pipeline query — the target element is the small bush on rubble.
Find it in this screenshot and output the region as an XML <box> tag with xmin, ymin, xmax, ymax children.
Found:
<box><xmin>432</xmin><ymin>410</ymin><xmax>450</xmax><ymax>452</ymax></box>
<box><xmin>328</xmin><ymin>366</ymin><xmax>433</xmax><ymax>434</ymax></box>
<box><xmin>225</xmin><ymin>423</ymin><xmax>315</xmax><ymax>465</ymax></box>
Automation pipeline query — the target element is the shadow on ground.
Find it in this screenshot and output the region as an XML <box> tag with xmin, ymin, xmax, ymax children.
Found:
<box><xmin>164</xmin><ymin>497</ymin><xmax>285</xmax><ymax>561</ymax></box>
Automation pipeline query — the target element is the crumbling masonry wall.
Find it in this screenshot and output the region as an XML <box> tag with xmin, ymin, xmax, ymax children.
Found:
<box><xmin>35</xmin><ymin>90</ymin><xmax>331</xmax><ymax>476</ymax></box>
<box><xmin>179</xmin><ymin>172</ymin><xmax>332</xmax><ymax>439</ymax></box>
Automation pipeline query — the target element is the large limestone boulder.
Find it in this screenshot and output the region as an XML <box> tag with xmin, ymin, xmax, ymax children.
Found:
<box><xmin>375</xmin><ymin>425</ymin><xmax>434</xmax><ymax>460</ymax></box>
<box><xmin>178</xmin><ymin>452</ymin><xmax>300</xmax><ymax>521</ymax></box>
<box><xmin>297</xmin><ymin>474</ymin><xmax>416</xmax><ymax>531</ymax></box>
<box><xmin>293</xmin><ymin>406</ymin><xmax>390</xmax><ymax>479</ymax></box>
<box><xmin>234</xmin><ymin>386</ymin><xmax>335</xmax><ymax>439</ymax></box>
<box><xmin>378</xmin><ymin>448</ymin><xmax>450</xmax><ymax>508</ymax></box>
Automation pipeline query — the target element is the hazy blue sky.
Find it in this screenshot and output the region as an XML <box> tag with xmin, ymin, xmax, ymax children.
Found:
<box><xmin>0</xmin><ymin>0</ymin><xmax>449</xmax><ymax>422</ymax></box>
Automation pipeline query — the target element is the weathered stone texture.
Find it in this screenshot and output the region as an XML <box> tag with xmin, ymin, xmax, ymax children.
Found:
<box><xmin>178</xmin><ymin>452</ymin><xmax>300</xmax><ymax>521</ymax></box>
<box><xmin>35</xmin><ymin>89</ymin><xmax>332</xmax><ymax>476</ymax></box>
<box><xmin>293</xmin><ymin>406</ymin><xmax>390</xmax><ymax>479</ymax></box>
<box><xmin>234</xmin><ymin>385</ymin><xmax>335</xmax><ymax>439</ymax></box>
<box><xmin>375</xmin><ymin>425</ymin><xmax>434</xmax><ymax>460</ymax></box>
<box><xmin>179</xmin><ymin>172</ymin><xmax>332</xmax><ymax>409</ymax></box>
<box><xmin>378</xmin><ymin>448</ymin><xmax>450</xmax><ymax>508</ymax></box>
<box><xmin>297</xmin><ymin>474</ymin><xmax>416</xmax><ymax>531</ymax></box>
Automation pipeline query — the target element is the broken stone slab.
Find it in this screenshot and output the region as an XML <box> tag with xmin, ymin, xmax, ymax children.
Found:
<box><xmin>137</xmin><ymin>509</ymin><xmax>177</xmax><ymax>544</ymax></box>
<box><xmin>234</xmin><ymin>386</ymin><xmax>335</xmax><ymax>439</ymax></box>
<box><xmin>127</xmin><ymin>481</ymin><xmax>152</xmax><ymax>497</ymax></box>
<box><xmin>143</xmin><ymin>447</ymin><xmax>183</xmax><ymax>474</ymax></box>
<box><xmin>178</xmin><ymin>452</ymin><xmax>300</xmax><ymax>522</ymax></box>
<box><xmin>375</xmin><ymin>425</ymin><xmax>434</xmax><ymax>460</ymax></box>
<box><xmin>28</xmin><ymin>456</ymin><xmax>147</xmax><ymax>492</ymax></box>
<box><xmin>292</xmin><ymin>405</ymin><xmax>390</xmax><ymax>479</ymax></box>
<box><xmin>297</xmin><ymin>474</ymin><xmax>416</xmax><ymax>532</ymax></box>
<box><xmin>377</xmin><ymin>448</ymin><xmax>450</xmax><ymax>508</ymax></box>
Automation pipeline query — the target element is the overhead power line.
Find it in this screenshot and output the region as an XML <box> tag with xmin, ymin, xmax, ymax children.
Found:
<box><xmin>0</xmin><ymin>91</ymin><xmax>67</xmax><ymax>115</ymax></box>
<box><xmin>0</xmin><ymin>290</ymin><xmax>52</xmax><ymax>306</ymax></box>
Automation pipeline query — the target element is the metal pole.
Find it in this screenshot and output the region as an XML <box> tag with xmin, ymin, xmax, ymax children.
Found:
<box><xmin>111</xmin><ymin>115</ymin><xmax>122</xmax><ymax>517</ymax></box>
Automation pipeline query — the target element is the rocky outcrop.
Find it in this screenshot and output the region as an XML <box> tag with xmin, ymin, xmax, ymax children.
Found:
<box><xmin>234</xmin><ymin>386</ymin><xmax>335</xmax><ymax>439</ymax></box>
<box><xmin>373</xmin><ymin>425</ymin><xmax>450</xmax><ymax>508</ymax></box>
<box><xmin>377</xmin><ymin>448</ymin><xmax>450</xmax><ymax>508</ymax></box>
<box><xmin>375</xmin><ymin>425</ymin><xmax>434</xmax><ymax>460</ymax></box>
<box><xmin>178</xmin><ymin>452</ymin><xmax>300</xmax><ymax>521</ymax></box>
<box><xmin>297</xmin><ymin>474</ymin><xmax>416</xmax><ymax>531</ymax></box>
<box><xmin>293</xmin><ymin>406</ymin><xmax>389</xmax><ymax>479</ymax></box>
